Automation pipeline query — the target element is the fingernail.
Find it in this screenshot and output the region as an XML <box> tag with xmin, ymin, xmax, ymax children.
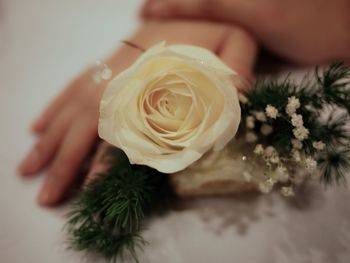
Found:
<box><xmin>37</xmin><ymin>175</ymin><xmax>56</xmax><ymax>205</ymax></box>
<box><xmin>31</xmin><ymin>122</ymin><xmax>41</xmax><ymax>133</ymax></box>
<box><xmin>31</xmin><ymin>115</ymin><xmax>44</xmax><ymax>129</ymax></box>
<box><xmin>18</xmin><ymin>148</ymin><xmax>39</xmax><ymax>174</ymax></box>
<box><xmin>37</xmin><ymin>190</ymin><xmax>50</xmax><ymax>205</ymax></box>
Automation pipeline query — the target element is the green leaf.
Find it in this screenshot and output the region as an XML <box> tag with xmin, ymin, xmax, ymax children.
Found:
<box><xmin>66</xmin><ymin>148</ymin><xmax>177</xmax><ymax>262</ymax></box>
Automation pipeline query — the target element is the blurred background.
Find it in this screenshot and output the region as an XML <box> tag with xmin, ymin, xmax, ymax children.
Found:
<box><xmin>0</xmin><ymin>0</ymin><xmax>349</xmax><ymax>262</ymax></box>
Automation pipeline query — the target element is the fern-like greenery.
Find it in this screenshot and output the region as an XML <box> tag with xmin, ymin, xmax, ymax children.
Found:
<box><xmin>66</xmin><ymin>148</ymin><xmax>175</xmax><ymax>262</ymax></box>
<box><xmin>241</xmin><ymin>63</ymin><xmax>350</xmax><ymax>184</ymax></box>
<box><xmin>66</xmin><ymin>63</ymin><xmax>350</xmax><ymax>262</ymax></box>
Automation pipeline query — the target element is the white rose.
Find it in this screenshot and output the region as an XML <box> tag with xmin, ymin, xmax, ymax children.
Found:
<box><xmin>98</xmin><ymin>42</ymin><xmax>241</xmax><ymax>173</ymax></box>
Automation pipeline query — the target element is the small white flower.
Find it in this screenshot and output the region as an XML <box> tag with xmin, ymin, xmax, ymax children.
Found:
<box><xmin>304</xmin><ymin>157</ymin><xmax>317</xmax><ymax>171</ymax></box>
<box><xmin>243</xmin><ymin>171</ymin><xmax>252</xmax><ymax>182</ymax></box>
<box><xmin>260</xmin><ymin>124</ymin><xmax>273</xmax><ymax>136</ymax></box>
<box><xmin>265</xmin><ymin>105</ymin><xmax>278</xmax><ymax>119</ymax></box>
<box><xmin>293</xmin><ymin>126</ymin><xmax>309</xmax><ymax>141</ymax></box>
<box><xmin>245</xmin><ymin>132</ymin><xmax>258</xmax><ymax>143</ymax></box>
<box><xmin>264</xmin><ymin>146</ymin><xmax>276</xmax><ymax>157</ymax></box>
<box><xmin>259</xmin><ymin>183</ymin><xmax>271</xmax><ymax>194</ymax></box>
<box><xmin>286</xmin><ymin>96</ymin><xmax>300</xmax><ymax>116</ymax></box>
<box><xmin>259</xmin><ymin>178</ymin><xmax>275</xmax><ymax>194</ymax></box>
<box><xmin>254</xmin><ymin>144</ymin><xmax>264</xmax><ymax>155</ymax></box>
<box><xmin>274</xmin><ymin>166</ymin><xmax>289</xmax><ymax>182</ymax></box>
<box><xmin>291</xmin><ymin>114</ymin><xmax>304</xmax><ymax>128</ymax></box>
<box><xmin>281</xmin><ymin>186</ymin><xmax>294</xmax><ymax>197</ymax></box>
<box><xmin>262</xmin><ymin>145</ymin><xmax>280</xmax><ymax>164</ymax></box>
<box><xmin>254</xmin><ymin>111</ymin><xmax>267</xmax><ymax>122</ymax></box>
<box><xmin>246</xmin><ymin>116</ymin><xmax>255</xmax><ymax>129</ymax></box>
<box><xmin>238</xmin><ymin>93</ymin><xmax>249</xmax><ymax>104</ymax></box>
<box><xmin>291</xmin><ymin>139</ymin><xmax>303</xmax><ymax>150</ymax></box>
<box><xmin>270</xmin><ymin>155</ymin><xmax>280</xmax><ymax>164</ymax></box>
<box><xmin>292</xmin><ymin>150</ymin><xmax>301</xmax><ymax>162</ymax></box>
<box><xmin>312</xmin><ymin>141</ymin><xmax>325</xmax><ymax>150</ymax></box>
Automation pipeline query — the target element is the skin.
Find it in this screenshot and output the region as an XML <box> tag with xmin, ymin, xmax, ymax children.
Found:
<box><xmin>141</xmin><ymin>0</ymin><xmax>350</xmax><ymax>65</ymax></box>
<box><xmin>18</xmin><ymin>20</ymin><xmax>257</xmax><ymax>206</ymax></box>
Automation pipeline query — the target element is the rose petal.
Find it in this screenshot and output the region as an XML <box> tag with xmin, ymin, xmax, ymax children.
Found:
<box><xmin>99</xmin><ymin>42</ymin><xmax>241</xmax><ymax>173</ymax></box>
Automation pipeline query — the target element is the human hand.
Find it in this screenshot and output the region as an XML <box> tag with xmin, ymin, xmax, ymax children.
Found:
<box><xmin>18</xmin><ymin>20</ymin><xmax>257</xmax><ymax>206</ymax></box>
<box><xmin>141</xmin><ymin>0</ymin><xmax>350</xmax><ymax>64</ymax></box>
<box><xmin>17</xmin><ymin>44</ymin><xmax>142</xmax><ymax>206</ymax></box>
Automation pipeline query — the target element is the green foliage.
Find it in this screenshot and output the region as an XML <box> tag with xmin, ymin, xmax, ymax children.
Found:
<box><xmin>315</xmin><ymin>62</ymin><xmax>350</xmax><ymax>112</ymax></box>
<box><xmin>66</xmin><ymin>148</ymin><xmax>176</xmax><ymax>262</ymax></box>
<box><xmin>66</xmin><ymin>63</ymin><xmax>350</xmax><ymax>262</ymax></box>
<box><xmin>241</xmin><ymin>63</ymin><xmax>350</xmax><ymax>184</ymax></box>
<box><xmin>318</xmin><ymin>146</ymin><xmax>350</xmax><ymax>185</ymax></box>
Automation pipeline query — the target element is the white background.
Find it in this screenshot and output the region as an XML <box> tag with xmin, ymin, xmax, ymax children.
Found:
<box><xmin>0</xmin><ymin>0</ymin><xmax>349</xmax><ymax>262</ymax></box>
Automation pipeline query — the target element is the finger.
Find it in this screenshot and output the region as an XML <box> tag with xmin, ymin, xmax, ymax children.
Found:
<box><xmin>141</xmin><ymin>0</ymin><xmax>257</xmax><ymax>25</ymax></box>
<box><xmin>31</xmin><ymin>77</ymin><xmax>83</xmax><ymax>134</ymax></box>
<box><xmin>218</xmin><ymin>27</ymin><xmax>258</xmax><ymax>92</ymax></box>
<box><xmin>18</xmin><ymin>105</ymin><xmax>78</xmax><ymax>175</ymax></box>
<box><xmin>84</xmin><ymin>142</ymin><xmax>110</xmax><ymax>187</ymax></box>
<box><xmin>37</xmin><ymin>112</ymin><xmax>98</xmax><ymax>206</ymax></box>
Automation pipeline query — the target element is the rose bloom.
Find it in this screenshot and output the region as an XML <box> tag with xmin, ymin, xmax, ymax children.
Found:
<box><xmin>99</xmin><ymin>42</ymin><xmax>241</xmax><ymax>173</ymax></box>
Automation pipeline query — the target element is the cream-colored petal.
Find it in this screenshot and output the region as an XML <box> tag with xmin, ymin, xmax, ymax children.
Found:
<box><xmin>131</xmin><ymin>148</ymin><xmax>203</xmax><ymax>173</ymax></box>
<box><xmin>99</xmin><ymin>42</ymin><xmax>242</xmax><ymax>174</ymax></box>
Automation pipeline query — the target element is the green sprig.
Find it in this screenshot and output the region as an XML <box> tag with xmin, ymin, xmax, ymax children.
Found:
<box><xmin>241</xmin><ymin>63</ymin><xmax>350</xmax><ymax>184</ymax></box>
<box><xmin>66</xmin><ymin>63</ymin><xmax>350</xmax><ymax>262</ymax></box>
<box><xmin>66</xmin><ymin>148</ymin><xmax>176</xmax><ymax>262</ymax></box>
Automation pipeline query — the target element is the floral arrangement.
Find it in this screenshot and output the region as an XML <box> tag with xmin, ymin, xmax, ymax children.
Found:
<box><xmin>66</xmin><ymin>42</ymin><xmax>350</xmax><ymax>262</ymax></box>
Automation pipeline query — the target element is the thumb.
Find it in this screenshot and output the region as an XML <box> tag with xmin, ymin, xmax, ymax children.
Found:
<box><xmin>141</xmin><ymin>0</ymin><xmax>257</xmax><ymax>26</ymax></box>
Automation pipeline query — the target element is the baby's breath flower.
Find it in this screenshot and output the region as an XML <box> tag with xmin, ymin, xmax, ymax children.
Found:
<box><xmin>270</xmin><ymin>155</ymin><xmax>280</xmax><ymax>164</ymax></box>
<box><xmin>254</xmin><ymin>144</ymin><xmax>264</xmax><ymax>155</ymax></box>
<box><xmin>254</xmin><ymin>111</ymin><xmax>267</xmax><ymax>122</ymax></box>
<box><xmin>304</xmin><ymin>157</ymin><xmax>317</xmax><ymax>171</ymax></box>
<box><xmin>286</xmin><ymin>96</ymin><xmax>300</xmax><ymax>115</ymax></box>
<box><xmin>259</xmin><ymin>178</ymin><xmax>275</xmax><ymax>193</ymax></box>
<box><xmin>274</xmin><ymin>166</ymin><xmax>289</xmax><ymax>182</ymax></box>
<box><xmin>312</xmin><ymin>141</ymin><xmax>325</xmax><ymax>150</ymax></box>
<box><xmin>238</xmin><ymin>93</ymin><xmax>249</xmax><ymax>104</ymax></box>
<box><xmin>293</xmin><ymin>126</ymin><xmax>309</xmax><ymax>141</ymax></box>
<box><xmin>262</xmin><ymin>146</ymin><xmax>280</xmax><ymax>164</ymax></box>
<box><xmin>245</xmin><ymin>132</ymin><xmax>258</xmax><ymax>143</ymax></box>
<box><xmin>292</xmin><ymin>150</ymin><xmax>301</xmax><ymax>162</ymax></box>
<box><xmin>281</xmin><ymin>186</ymin><xmax>294</xmax><ymax>197</ymax></box>
<box><xmin>264</xmin><ymin>146</ymin><xmax>276</xmax><ymax>157</ymax></box>
<box><xmin>291</xmin><ymin>114</ymin><xmax>304</xmax><ymax>128</ymax></box>
<box><xmin>246</xmin><ymin>116</ymin><xmax>255</xmax><ymax>129</ymax></box>
<box><xmin>260</xmin><ymin>124</ymin><xmax>273</xmax><ymax>136</ymax></box>
<box><xmin>265</xmin><ymin>105</ymin><xmax>278</xmax><ymax>119</ymax></box>
<box><xmin>259</xmin><ymin>183</ymin><xmax>271</xmax><ymax>194</ymax></box>
<box><xmin>291</xmin><ymin>139</ymin><xmax>303</xmax><ymax>150</ymax></box>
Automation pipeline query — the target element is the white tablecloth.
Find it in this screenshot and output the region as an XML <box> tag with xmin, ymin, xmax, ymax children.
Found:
<box><xmin>0</xmin><ymin>1</ymin><xmax>349</xmax><ymax>262</ymax></box>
